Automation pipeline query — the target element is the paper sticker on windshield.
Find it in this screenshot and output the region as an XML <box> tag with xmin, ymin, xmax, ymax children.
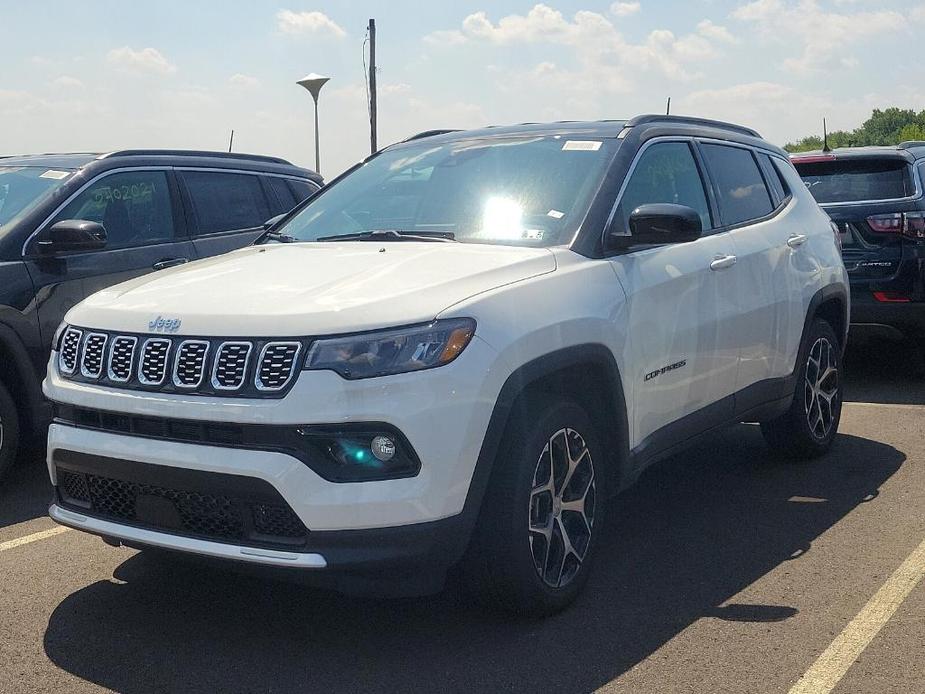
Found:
<box><xmin>547</xmin><ymin>209</ymin><xmax>565</xmax><ymax>219</ymax></box>
<box><xmin>523</xmin><ymin>229</ymin><xmax>544</xmax><ymax>240</ymax></box>
<box><xmin>40</xmin><ymin>170</ymin><xmax>70</xmax><ymax>180</ymax></box>
<box><xmin>562</xmin><ymin>140</ymin><xmax>602</xmax><ymax>151</ymax></box>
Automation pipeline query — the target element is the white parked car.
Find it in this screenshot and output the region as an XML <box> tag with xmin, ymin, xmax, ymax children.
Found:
<box><xmin>44</xmin><ymin>116</ymin><xmax>848</xmax><ymax>615</ymax></box>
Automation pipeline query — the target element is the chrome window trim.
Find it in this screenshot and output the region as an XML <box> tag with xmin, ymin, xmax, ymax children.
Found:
<box><xmin>58</xmin><ymin>327</ymin><xmax>83</xmax><ymax>375</ymax></box>
<box><xmin>137</xmin><ymin>337</ymin><xmax>172</xmax><ymax>386</ymax></box>
<box><xmin>107</xmin><ymin>336</ymin><xmax>138</xmax><ymax>383</ymax></box>
<box><xmin>254</xmin><ymin>341</ymin><xmax>302</xmax><ymax>392</ymax></box>
<box><xmin>79</xmin><ymin>332</ymin><xmax>109</xmax><ymax>379</ymax></box>
<box><xmin>211</xmin><ymin>341</ymin><xmax>253</xmax><ymax>391</ymax></box>
<box><xmin>171</xmin><ymin>339</ymin><xmax>211</xmax><ymax>389</ymax></box>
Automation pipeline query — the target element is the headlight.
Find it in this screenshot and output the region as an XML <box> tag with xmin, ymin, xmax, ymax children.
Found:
<box><xmin>303</xmin><ymin>318</ymin><xmax>476</xmax><ymax>379</ymax></box>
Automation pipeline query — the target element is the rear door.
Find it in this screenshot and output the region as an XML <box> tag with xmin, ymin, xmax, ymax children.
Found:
<box><xmin>23</xmin><ymin>168</ymin><xmax>194</xmax><ymax>348</ymax></box>
<box><xmin>607</xmin><ymin>140</ymin><xmax>740</xmax><ymax>450</ymax></box>
<box><xmin>178</xmin><ymin>170</ymin><xmax>273</xmax><ymax>258</ymax></box>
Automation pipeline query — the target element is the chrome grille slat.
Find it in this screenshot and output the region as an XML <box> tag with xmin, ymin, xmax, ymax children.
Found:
<box><xmin>255</xmin><ymin>342</ymin><xmax>302</xmax><ymax>391</ymax></box>
<box><xmin>212</xmin><ymin>342</ymin><xmax>252</xmax><ymax>390</ymax></box>
<box><xmin>58</xmin><ymin>327</ymin><xmax>83</xmax><ymax>375</ymax></box>
<box><xmin>107</xmin><ymin>336</ymin><xmax>138</xmax><ymax>382</ymax></box>
<box><xmin>138</xmin><ymin>338</ymin><xmax>172</xmax><ymax>386</ymax></box>
<box><xmin>173</xmin><ymin>340</ymin><xmax>210</xmax><ymax>388</ymax></box>
<box><xmin>80</xmin><ymin>332</ymin><xmax>108</xmax><ymax>379</ymax></box>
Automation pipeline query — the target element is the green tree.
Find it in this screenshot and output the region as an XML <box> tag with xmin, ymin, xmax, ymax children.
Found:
<box><xmin>784</xmin><ymin>107</ymin><xmax>925</xmax><ymax>151</ymax></box>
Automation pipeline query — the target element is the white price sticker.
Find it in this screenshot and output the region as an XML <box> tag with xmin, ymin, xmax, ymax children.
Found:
<box><xmin>562</xmin><ymin>140</ymin><xmax>602</xmax><ymax>151</ymax></box>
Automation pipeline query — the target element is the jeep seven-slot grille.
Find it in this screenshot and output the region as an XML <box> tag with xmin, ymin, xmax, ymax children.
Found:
<box><xmin>57</xmin><ymin>329</ymin><xmax>304</xmax><ymax>398</ymax></box>
<box><xmin>56</xmin><ymin>468</ymin><xmax>308</xmax><ymax>548</ymax></box>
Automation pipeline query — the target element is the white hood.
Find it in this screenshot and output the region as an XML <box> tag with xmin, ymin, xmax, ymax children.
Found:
<box><xmin>67</xmin><ymin>242</ymin><xmax>557</xmax><ymax>336</ymax></box>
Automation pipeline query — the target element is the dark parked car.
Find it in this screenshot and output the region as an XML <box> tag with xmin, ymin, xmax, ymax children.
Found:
<box><xmin>792</xmin><ymin>143</ymin><xmax>925</xmax><ymax>343</ymax></box>
<box><xmin>0</xmin><ymin>150</ymin><xmax>321</xmax><ymax>480</ymax></box>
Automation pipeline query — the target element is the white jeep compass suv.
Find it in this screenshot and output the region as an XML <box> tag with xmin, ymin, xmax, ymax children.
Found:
<box><xmin>44</xmin><ymin>115</ymin><xmax>849</xmax><ymax>615</ymax></box>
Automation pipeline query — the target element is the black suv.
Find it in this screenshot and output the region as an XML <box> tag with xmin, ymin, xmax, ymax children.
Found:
<box><xmin>0</xmin><ymin>150</ymin><xmax>321</xmax><ymax>480</ymax></box>
<box><xmin>792</xmin><ymin>143</ymin><xmax>925</xmax><ymax>342</ymax></box>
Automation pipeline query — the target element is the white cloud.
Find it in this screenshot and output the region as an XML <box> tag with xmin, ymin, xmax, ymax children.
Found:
<box><xmin>228</xmin><ymin>73</ymin><xmax>259</xmax><ymax>88</ymax></box>
<box><xmin>732</xmin><ymin>0</ymin><xmax>906</xmax><ymax>73</ymax></box>
<box><xmin>52</xmin><ymin>75</ymin><xmax>85</xmax><ymax>89</ymax></box>
<box><xmin>696</xmin><ymin>20</ymin><xmax>738</xmax><ymax>44</ymax></box>
<box><xmin>424</xmin><ymin>4</ymin><xmax>726</xmax><ymax>85</ymax></box>
<box><xmin>106</xmin><ymin>46</ymin><xmax>176</xmax><ymax>75</ymax></box>
<box><xmin>276</xmin><ymin>10</ymin><xmax>346</xmax><ymax>38</ymax></box>
<box><xmin>610</xmin><ymin>2</ymin><xmax>641</xmax><ymax>17</ymax></box>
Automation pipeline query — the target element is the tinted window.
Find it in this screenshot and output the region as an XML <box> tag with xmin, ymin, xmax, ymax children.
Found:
<box><xmin>182</xmin><ymin>172</ymin><xmax>270</xmax><ymax>235</ymax></box>
<box><xmin>51</xmin><ymin>170</ymin><xmax>174</xmax><ymax>248</ymax></box>
<box><xmin>618</xmin><ymin>141</ymin><xmax>711</xmax><ymax>232</ymax></box>
<box><xmin>266</xmin><ymin>177</ymin><xmax>297</xmax><ymax>214</ymax></box>
<box><xmin>758</xmin><ymin>153</ymin><xmax>788</xmax><ymax>203</ymax></box>
<box><xmin>288</xmin><ymin>179</ymin><xmax>318</xmax><ymax>204</ymax></box>
<box><xmin>793</xmin><ymin>158</ymin><xmax>913</xmax><ymax>204</ymax></box>
<box><xmin>0</xmin><ymin>166</ymin><xmax>73</xmax><ymax>226</ymax></box>
<box><xmin>702</xmin><ymin>144</ymin><xmax>774</xmax><ymax>225</ymax></box>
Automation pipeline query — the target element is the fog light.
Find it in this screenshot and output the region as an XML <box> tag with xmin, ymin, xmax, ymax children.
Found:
<box><xmin>371</xmin><ymin>435</ymin><xmax>396</xmax><ymax>462</ymax></box>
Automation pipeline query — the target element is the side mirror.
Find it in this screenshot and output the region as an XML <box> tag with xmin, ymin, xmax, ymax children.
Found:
<box><xmin>609</xmin><ymin>203</ymin><xmax>702</xmax><ymax>249</ymax></box>
<box><xmin>38</xmin><ymin>220</ymin><xmax>108</xmax><ymax>254</ymax></box>
<box><xmin>263</xmin><ymin>213</ymin><xmax>287</xmax><ymax>230</ymax></box>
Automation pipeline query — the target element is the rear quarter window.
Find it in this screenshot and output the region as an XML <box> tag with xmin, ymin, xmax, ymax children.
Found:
<box><xmin>794</xmin><ymin>158</ymin><xmax>914</xmax><ymax>203</ymax></box>
<box><xmin>701</xmin><ymin>143</ymin><xmax>774</xmax><ymax>226</ymax></box>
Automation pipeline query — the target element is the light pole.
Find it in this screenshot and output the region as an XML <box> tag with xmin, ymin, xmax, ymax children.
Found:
<box><xmin>296</xmin><ymin>73</ymin><xmax>330</xmax><ymax>174</ymax></box>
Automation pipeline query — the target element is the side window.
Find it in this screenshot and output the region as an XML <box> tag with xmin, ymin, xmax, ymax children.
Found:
<box><xmin>701</xmin><ymin>144</ymin><xmax>774</xmax><ymax>226</ymax></box>
<box><xmin>181</xmin><ymin>171</ymin><xmax>271</xmax><ymax>235</ymax></box>
<box><xmin>757</xmin><ymin>152</ymin><xmax>789</xmax><ymax>204</ymax></box>
<box><xmin>265</xmin><ymin>177</ymin><xmax>297</xmax><ymax>214</ymax></box>
<box><xmin>617</xmin><ymin>142</ymin><xmax>712</xmax><ymax>233</ymax></box>
<box><xmin>50</xmin><ymin>170</ymin><xmax>174</xmax><ymax>248</ymax></box>
<box><xmin>288</xmin><ymin>179</ymin><xmax>318</xmax><ymax>204</ymax></box>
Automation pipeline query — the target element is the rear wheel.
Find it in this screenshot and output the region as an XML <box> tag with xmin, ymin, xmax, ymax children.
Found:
<box><xmin>0</xmin><ymin>379</ymin><xmax>21</xmax><ymax>484</ymax></box>
<box><xmin>761</xmin><ymin>318</ymin><xmax>842</xmax><ymax>458</ymax></box>
<box><xmin>467</xmin><ymin>395</ymin><xmax>604</xmax><ymax>616</ymax></box>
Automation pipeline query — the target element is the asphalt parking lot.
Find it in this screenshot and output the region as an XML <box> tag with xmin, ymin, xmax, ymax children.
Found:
<box><xmin>1</xmin><ymin>337</ymin><xmax>924</xmax><ymax>694</ymax></box>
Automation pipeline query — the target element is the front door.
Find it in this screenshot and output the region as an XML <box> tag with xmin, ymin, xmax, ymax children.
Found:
<box><xmin>606</xmin><ymin>140</ymin><xmax>740</xmax><ymax>453</ymax></box>
<box><xmin>23</xmin><ymin>168</ymin><xmax>194</xmax><ymax>352</ymax></box>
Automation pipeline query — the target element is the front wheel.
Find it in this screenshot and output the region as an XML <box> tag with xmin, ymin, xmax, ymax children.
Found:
<box><xmin>467</xmin><ymin>395</ymin><xmax>604</xmax><ymax>616</ymax></box>
<box><xmin>761</xmin><ymin>318</ymin><xmax>842</xmax><ymax>458</ymax></box>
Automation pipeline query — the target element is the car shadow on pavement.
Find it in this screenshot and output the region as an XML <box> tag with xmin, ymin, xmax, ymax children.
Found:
<box><xmin>843</xmin><ymin>335</ymin><xmax>925</xmax><ymax>405</ymax></box>
<box><xmin>41</xmin><ymin>425</ymin><xmax>903</xmax><ymax>694</ymax></box>
<box><xmin>0</xmin><ymin>443</ymin><xmax>52</xmax><ymax>530</ymax></box>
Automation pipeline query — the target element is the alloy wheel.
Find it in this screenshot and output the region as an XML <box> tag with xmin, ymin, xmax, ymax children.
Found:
<box><xmin>804</xmin><ymin>336</ymin><xmax>839</xmax><ymax>440</ymax></box>
<box><xmin>528</xmin><ymin>427</ymin><xmax>596</xmax><ymax>589</ymax></box>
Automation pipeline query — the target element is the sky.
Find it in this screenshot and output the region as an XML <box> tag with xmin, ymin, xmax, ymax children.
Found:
<box><xmin>2</xmin><ymin>0</ymin><xmax>925</xmax><ymax>177</ymax></box>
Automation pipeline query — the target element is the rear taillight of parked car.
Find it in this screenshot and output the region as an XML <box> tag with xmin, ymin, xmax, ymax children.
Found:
<box><xmin>867</xmin><ymin>212</ymin><xmax>925</xmax><ymax>239</ymax></box>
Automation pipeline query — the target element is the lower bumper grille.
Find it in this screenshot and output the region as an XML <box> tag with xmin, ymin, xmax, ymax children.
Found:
<box><xmin>57</xmin><ymin>464</ymin><xmax>308</xmax><ymax>549</ymax></box>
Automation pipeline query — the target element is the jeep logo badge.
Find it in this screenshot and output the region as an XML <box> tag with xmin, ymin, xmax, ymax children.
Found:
<box><xmin>148</xmin><ymin>316</ymin><xmax>182</xmax><ymax>333</ymax></box>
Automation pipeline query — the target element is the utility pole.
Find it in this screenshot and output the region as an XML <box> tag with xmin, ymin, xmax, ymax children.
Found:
<box><xmin>368</xmin><ymin>18</ymin><xmax>378</xmax><ymax>154</ymax></box>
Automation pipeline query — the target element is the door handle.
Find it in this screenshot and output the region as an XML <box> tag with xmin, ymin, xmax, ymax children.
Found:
<box><xmin>153</xmin><ymin>257</ymin><xmax>189</xmax><ymax>271</ymax></box>
<box><xmin>710</xmin><ymin>254</ymin><xmax>737</xmax><ymax>271</ymax></box>
<box><xmin>787</xmin><ymin>234</ymin><xmax>808</xmax><ymax>248</ymax></box>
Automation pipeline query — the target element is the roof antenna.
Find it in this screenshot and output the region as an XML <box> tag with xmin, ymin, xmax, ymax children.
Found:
<box><xmin>822</xmin><ymin>118</ymin><xmax>831</xmax><ymax>153</ymax></box>
<box><xmin>666</xmin><ymin>97</ymin><xmax>671</xmax><ymax>116</ymax></box>
<box><xmin>228</xmin><ymin>129</ymin><xmax>234</xmax><ymax>153</ymax></box>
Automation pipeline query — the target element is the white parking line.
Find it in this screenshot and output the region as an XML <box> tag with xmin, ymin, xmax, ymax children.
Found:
<box><xmin>0</xmin><ymin>526</ymin><xmax>70</xmax><ymax>553</ymax></box>
<box><xmin>844</xmin><ymin>401</ymin><xmax>925</xmax><ymax>411</ymax></box>
<box><xmin>789</xmin><ymin>534</ymin><xmax>925</xmax><ymax>694</ymax></box>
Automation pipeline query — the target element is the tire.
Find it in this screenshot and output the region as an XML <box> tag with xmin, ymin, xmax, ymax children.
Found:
<box><xmin>761</xmin><ymin>318</ymin><xmax>842</xmax><ymax>459</ymax></box>
<box><xmin>466</xmin><ymin>394</ymin><xmax>604</xmax><ymax>617</ymax></box>
<box><xmin>0</xmin><ymin>379</ymin><xmax>21</xmax><ymax>484</ymax></box>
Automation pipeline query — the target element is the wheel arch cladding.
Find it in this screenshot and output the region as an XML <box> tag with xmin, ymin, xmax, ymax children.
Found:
<box><xmin>0</xmin><ymin>324</ymin><xmax>47</xmax><ymax>435</ymax></box>
<box><xmin>807</xmin><ymin>284</ymin><xmax>849</xmax><ymax>355</ymax></box>
<box><xmin>461</xmin><ymin>344</ymin><xmax>630</xmax><ymax>539</ymax></box>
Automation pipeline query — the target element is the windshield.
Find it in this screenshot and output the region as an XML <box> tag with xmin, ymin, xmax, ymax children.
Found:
<box><xmin>274</xmin><ymin>135</ymin><xmax>617</xmax><ymax>247</ymax></box>
<box><xmin>0</xmin><ymin>166</ymin><xmax>74</xmax><ymax>226</ymax></box>
<box><xmin>794</xmin><ymin>158</ymin><xmax>913</xmax><ymax>204</ymax></box>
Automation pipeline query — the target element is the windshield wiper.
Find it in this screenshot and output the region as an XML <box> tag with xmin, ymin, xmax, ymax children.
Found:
<box><xmin>260</xmin><ymin>230</ymin><xmax>298</xmax><ymax>243</ymax></box>
<box><xmin>316</xmin><ymin>229</ymin><xmax>456</xmax><ymax>243</ymax></box>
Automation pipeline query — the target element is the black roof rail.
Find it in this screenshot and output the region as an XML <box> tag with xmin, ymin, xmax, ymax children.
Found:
<box><xmin>898</xmin><ymin>141</ymin><xmax>925</xmax><ymax>150</ymax></box>
<box><xmin>624</xmin><ymin>114</ymin><xmax>761</xmax><ymax>138</ymax></box>
<box><xmin>402</xmin><ymin>129</ymin><xmax>462</xmax><ymax>143</ymax></box>
<box><xmin>100</xmin><ymin>149</ymin><xmax>293</xmax><ymax>165</ymax></box>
